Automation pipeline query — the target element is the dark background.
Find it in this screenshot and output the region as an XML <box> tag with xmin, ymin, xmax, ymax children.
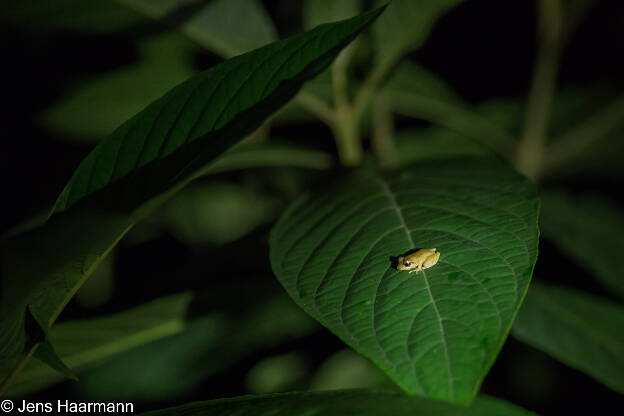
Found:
<box><xmin>1</xmin><ymin>0</ymin><xmax>622</xmax><ymax>414</ymax></box>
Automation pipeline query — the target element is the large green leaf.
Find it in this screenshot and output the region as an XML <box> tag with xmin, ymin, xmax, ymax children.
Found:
<box><xmin>540</xmin><ymin>190</ymin><xmax>624</xmax><ymax>298</ymax></box>
<box><xmin>512</xmin><ymin>283</ymin><xmax>624</xmax><ymax>393</ymax></box>
<box><xmin>0</xmin><ymin>7</ymin><xmax>385</xmax><ymax>385</ymax></box>
<box><xmin>6</xmin><ymin>293</ymin><xmax>192</xmax><ymax>396</ymax></box>
<box><xmin>270</xmin><ymin>158</ymin><xmax>539</xmax><ymax>404</ymax></box>
<box><xmin>139</xmin><ymin>390</ymin><xmax>537</xmax><ymax>416</ymax></box>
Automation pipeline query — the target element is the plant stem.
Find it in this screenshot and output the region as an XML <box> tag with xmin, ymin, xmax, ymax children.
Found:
<box><xmin>514</xmin><ymin>0</ymin><xmax>563</xmax><ymax>181</ymax></box>
<box><xmin>332</xmin><ymin>47</ymin><xmax>352</xmax><ymax>111</ymax></box>
<box><xmin>371</xmin><ymin>95</ymin><xmax>397</xmax><ymax>168</ymax></box>
<box><xmin>331</xmin><ymin>106</ymin><xmax>362</xmax><ymax>166</ymax></box>
<box><xmin>329</xmin><ymin>47</ymin><xmax>403</xmax><ymax>167</ymax></box>
<box><xmin>353</xmin><ymin>56</ymin><xmax>398</xmax><ymax>123</ymax></box>
<box><xmin>295</xmin><ymin>91</ymin><xmax>335</xmax><ymax>125</ymax></box>
<box><xmin>330</xmin><ymin>46</ymin><xmax>365</xmax><ymax>166</ymax></box>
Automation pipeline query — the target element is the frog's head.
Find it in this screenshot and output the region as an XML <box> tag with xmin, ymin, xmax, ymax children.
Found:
<box><xmin>396</xmin><ymin>256</ymin><xmax>414</xmax><ymax>271</ymax></box>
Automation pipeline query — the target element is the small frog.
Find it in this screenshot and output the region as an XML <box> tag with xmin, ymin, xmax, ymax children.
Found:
<box><xmin>397</xmin><ymin>248</ymin><xmax>440</xmax><ymax>274</ymax></box>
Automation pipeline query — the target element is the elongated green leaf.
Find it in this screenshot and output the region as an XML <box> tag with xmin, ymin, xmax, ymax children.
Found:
<box><xmin>139</xmin><ymin>390</ymin><xmax>537</xmax><ymax>416</ymax></box>
<box><xmin>118</xmin><ymin>0</ymin><xmax>277</xmax><ymax>58</ymax></box>
<box><xmin>372</xmin><ymin>0</ymin><xmax>463</xmax><ymax>68</ymax></box>
<box><xmin>270</xmin><ymin>159</ymin><xmax>539</xmax><ymax>404</ymax></box>
<box><xmin>0</xmin><ymin>8</ymin><xmax>385</xmax><ymax>384</ymax></box>
<box><xmin>540</xmin><ymin>190</ymin><xmax>624</xmax><ymax>298</ymax></box>
<box><xmin>512</xmin><ymin>283</ymin><xmax>624</xmax><ymax>393</ymax></box>
<box><xmin>7</xmin><ymin>294</ymin><xmax>192</xmax><ymax>396</ymax></box>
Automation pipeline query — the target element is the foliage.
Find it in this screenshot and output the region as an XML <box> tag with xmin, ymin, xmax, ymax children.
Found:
<box><xmin>1</xmin><ymin>0</ymin><xmax>622</xmax><ymax>415</ymax></box>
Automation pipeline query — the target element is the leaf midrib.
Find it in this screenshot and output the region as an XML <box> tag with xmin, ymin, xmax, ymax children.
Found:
<box><xmin>376</xmin><ymin>177</ymin><xmax>455</xmax><ymax>401</ymax></box>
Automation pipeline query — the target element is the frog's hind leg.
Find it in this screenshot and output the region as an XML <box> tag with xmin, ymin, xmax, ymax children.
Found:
<box><xmin>423</xmin><ymin>252</ymin><xmax>441</xmax><ymax>269</ymax></box>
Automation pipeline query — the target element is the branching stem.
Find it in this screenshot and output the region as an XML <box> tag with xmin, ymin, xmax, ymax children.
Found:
<box><xmin>514</xmin><ymin>0</ymin><xmax>563</xmax><ymax>181</ymax></box>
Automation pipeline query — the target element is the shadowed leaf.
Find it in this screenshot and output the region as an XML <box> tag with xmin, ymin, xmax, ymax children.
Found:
<box><xmin>512</xmin><ymin>283</ymin><xmax>624</xmax><ymax>393</ymax></box>
<box><xmin>540</xmin><ymin>190</ymin><xmax>624</xmax><ymax>298</ymax></box>
<box><xmin>139</xmin><ymin>390</ymin><xmax>537</xmax><ymax>416</ymax></box>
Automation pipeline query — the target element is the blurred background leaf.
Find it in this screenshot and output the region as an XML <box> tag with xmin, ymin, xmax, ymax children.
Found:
<box><xmin>199</xmin><ymin>143</ymin><xmax>333</xmax><ymax>176</ymax></box>
<box><xmin>246</xmin><ymin>352</ymin><xmax>308</xmax><ymax>394</ymax></box>
<box><xmin>303</xmin><ymin>0</ymin><xmax>362</xmax><ymax>29</ymax></box>
<box><xmin>35</xmin><ymin>0</ymin><xmax>279</xmax><ymax>142</ymax></box>
<box><xmin>162</xmin><ymin>181</ymin><xmax>279</xmax><ymax>246</ymax></box>
<box><xmin>394</xmin><ymin>128</ymin><xmax>493</xmax><ymax>167</ymax></box>
<box><xmin>512</xmin><ymin>283</ymin><xmax>624</xmax><ymax>394</ymax></box>
<box><xmin>382</xmin><ymin>62</ymin><xmax>517</xmax><ymax>154</ymax></box>
<box><xmin>74</xmin><ymin>252</ymin><xmax>116</xmax><ymax>308</ymax></box>
<box><xmin>539</xmin><ymin>190</ymin><xmax>624</xmax><ymax>298</ymax></box>
<box><xmin>543</xmin><ymin>93</ymin><xmax>624</xmax><ymax>178</ymax></box>
<box><xmin>7</xmin><ymin>293</ymin><xmax>193</xmax><ymax>397</ymax></box>
<box><xmin>0</xmin><ymin>0</ymin><xmax>144</xmax><ymax>34</ymax></box>
<box><xmin>40</xmin><ymin>32</ymin><xmax>197</xmax><ymax>140</ymax></box>
<box><xmin>309</xmin><ymin>348</ymin><xmax>392</xmax><ymax>391</ymax></box>
<box><xmin>76</xmin><ymin>289</ymin><xmax>317</xmax><ymax>402</ymax></box>
<box><xmin>118</xmin><ymin>0</ymin><xmax>277</xmax><ymax>58</ymax></box>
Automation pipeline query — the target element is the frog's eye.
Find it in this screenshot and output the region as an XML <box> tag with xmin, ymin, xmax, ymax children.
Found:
<box><xmin>403</xmin><ymin>261</ymin><xmax>412</xmax><ymax>267</ymax></box>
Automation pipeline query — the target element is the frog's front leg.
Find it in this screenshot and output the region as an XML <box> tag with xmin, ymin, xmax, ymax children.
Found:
<box><xmin>409</xmin><ymin>265</ymin><xmax>423</xmax><ymax>274</ymax></box>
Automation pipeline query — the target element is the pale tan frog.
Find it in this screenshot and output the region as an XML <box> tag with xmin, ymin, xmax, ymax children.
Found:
<box><xmin>397</xmin><ymin>248</ymin><xmax>440</xmax><ymax>274</ymax></box>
